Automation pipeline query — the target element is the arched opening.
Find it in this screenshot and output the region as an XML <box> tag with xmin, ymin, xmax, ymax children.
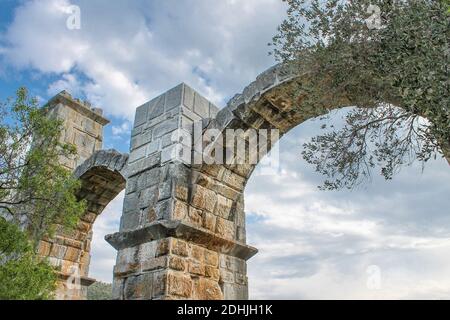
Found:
<box><xmin>93</xmin><ymin>63</ymin><xmax>448</xmax><ymax>300</ymax></box>
<box><xmin>88</xmin><ymin>190</ymin><xmax>125</xmax><ymax>299</ymax></box>
<box><xmin>39</xmin><ymin>149</ymin><xmax>128</xmax><ymax>300</ymax></box>
<box><xmin>192</xmin><ymin>63</ymin><xmax>450</xmax><ymax>299</ymax></box>
<box><xmin>244</xmin><ymin>114</ymin><xmax>450</xmax><ymax>299</ymax></box>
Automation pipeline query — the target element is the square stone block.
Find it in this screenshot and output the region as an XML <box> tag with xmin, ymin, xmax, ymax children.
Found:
<box><xmin>183</xmin><ymin>84</ymin><xmax>195</xmax><ymax>110</ymax></box>
<box><xmin>168</xmin><ymin>272</ymin><xmax>192</xmax><ymax>298</ymax></box>
<box><xmin>192</xmin><ymin>278</ymin><xmax>223</xmax><ymax>300</ymax></box>
<box><xmin>165</xmin><ymin>84</ymin><xmax>183</xmax><ymax>111</ymax></box>
<box><xmin>134</xmin><ymin>103</ymin><xmax>149</xmax><ymax>127</ymax></box>
<box><xmin>194</xmin><ymin>92</ymin><xmax>210</xmax><ymax>118</ymax></box>
<box><xmin>148</xmin><ymin>94</ymin><xmax>165</xmax><ymax>120</ymax></box>
<box><xmin>124</xmin><ymin>273</ymin><xmax>153</xmax><ymax>300</ymax></box>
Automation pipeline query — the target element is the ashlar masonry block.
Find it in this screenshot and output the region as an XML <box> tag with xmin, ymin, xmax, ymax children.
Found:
<box><xmin>41</xmin><ymin>91</ymin><xmax>111</xmax><ymax>300</ymax></box>
<box><xmin>46</xmin><ymin>90</ymin><xmax>110</xmax><ymax>171</ymax></box>
<box><xmin>107</xmin><ymin>83</ymin><xmax>256</xmax><ymax>300</ymax></box>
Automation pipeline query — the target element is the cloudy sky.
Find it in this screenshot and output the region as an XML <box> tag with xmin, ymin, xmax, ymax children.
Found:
<box><xmin>1</xmin><ymin>0</ymin><xmax>449</xmax><ymax>299</ymax></box>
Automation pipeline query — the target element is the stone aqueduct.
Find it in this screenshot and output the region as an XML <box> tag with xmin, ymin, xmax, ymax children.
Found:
<box><xmin>38</xmin><ymin>63</ymin><xmax>449</xmax><ymax>300</ymax></box>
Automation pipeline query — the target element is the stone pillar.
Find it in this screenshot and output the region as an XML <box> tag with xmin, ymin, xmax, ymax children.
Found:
<box><xmin>38</xmin><ymin>91</ymin><xmax>110</xmax><ymax>300</ymax></box>
<box><xmin>46</xmin><ymin>90</ymin><xmax>110</xmax><ymax>171</ymax></box>
<box><xmin>106</xmin><ymin>83</ymin><xmax>257</xmax><ymax>300</ymax></box>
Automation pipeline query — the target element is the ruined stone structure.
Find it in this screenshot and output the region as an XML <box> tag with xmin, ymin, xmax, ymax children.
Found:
<box><xmin>103</xmin><ymin>65</ymin><xmax>309</xmax><ymax>300</ymax></box>
<box><xmin>41</xmin><ymin>62</ymin><xmax>448</xmax><ymax>300</ymax></box>
<box><xmin>46</xmin><ymin>91</ymin><xmax>110</xmax><ymax>171</ymax></box>
<box><xmin>105</xmin><ymin>83</ymin><xmax>258</xmax><ymax>300</ymax></box>
<box><xmin>38</xmin><ymin>92</ymin><xmax>128</xmax><ymax>299</ymax></box>
<box><xmin>39</xmin><ymin>64</ymin><xmax>329</xmax><ymax>300</ymax></box>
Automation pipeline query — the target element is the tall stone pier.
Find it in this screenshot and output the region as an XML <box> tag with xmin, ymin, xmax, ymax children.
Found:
<box><xmin>38</xmin><ymin>60</ymin><xmax>450</xmax><ymax>300</ymax></box>
<box><xmin>38</xmin><ymin>91</ymin><xmax>123</xmax><ymax>300</ymax></box>
<box><xmin>41</xmin><ymin>63</ymin><xmax>328</xmax><ymax>300</ymax></box>
<box><xmin>106</xmin><ymin>84</ymin><xmax>257</xmax><ymax>300</ymax></box>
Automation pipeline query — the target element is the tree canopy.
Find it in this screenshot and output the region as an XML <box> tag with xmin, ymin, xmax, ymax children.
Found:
<box><xmin>0</xmin><ymin>217</ymin><xmax>56</xmax><ymax>299</ymax></box>
<box><xmin>87</xmin><ymin>281</ymin><xmax>112</xmax><ymax>300</ymax></box>
<box><xmin>0</xmin><ymin>88</ymin><xmax>87</xmax><ymax>299</ymax></box>
<box><xmin>0</xmin><ymin>87</ymin><xmax>86</xmax><ymax>247</ymax></box>
<box><xmin>272</xmin><ymin>0</ymin><xmax>449</xmax><ymax>189</ymax></box>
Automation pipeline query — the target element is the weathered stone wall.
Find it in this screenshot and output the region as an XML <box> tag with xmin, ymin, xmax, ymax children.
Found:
<box><xmin>41</xmin><ymin>63</ymin><xmax>359</xmax><ymax>300</ymax></box>
<box><xmin>46</xmin><ymin>91</ymin><xmax>110</xmax><ymax>171</ymax></box>
<box><xmin>38</xmin><ymin>92</ymin><xmax>128</xmax><ymax>300</ymax></box>
<box><xmin>40</xmin><ymin>149</ymin><xmax>128</xmax><ymax>300</ymax></box>
<box><xmin>106</xmin><ymin>83</ymin><xmax>256</xmax><ymax>300</ymax></box>
<box><xmin>41</xmin><ymin>62</ymin><xmax>450</xmax><ymax>300</ymax></box>
<box><xmin>104</xmin><ymin>64</ymin><xmax>348</xmax><ymax>300</ymax></box>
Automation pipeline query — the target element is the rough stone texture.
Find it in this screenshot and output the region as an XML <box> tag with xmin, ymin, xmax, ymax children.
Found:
<box><xmin>38</xmin><ymin>61</ymin><xmax>450</xmax><ymax>300</ymax></box>
<box><xmin>44</xmin><ymin>63</ymin><xmax>355</xmax><ymax>300</ymax></box>
<box><xmin>51</xmin><ymin>150</ymin><xmax>128</xmax><ymax>299</ymax></box>
<box><xmin>39</xmin><ymin>91</ymin><xmax>128</xmax><ymax>300</ymax></box>
<box><xmin>106</xmin><ymin>65</ymin><xmax>312</xmax><ymax>299</ymax></box>
<box><xmin>46</xmin><ymin>90</ymin><xmax>110</xmax><ymax>171</ymax></box>
<box><xmin>41</xmin><ymin>147</ymin><xmax>129</xmax><ymax>300</ymax></box>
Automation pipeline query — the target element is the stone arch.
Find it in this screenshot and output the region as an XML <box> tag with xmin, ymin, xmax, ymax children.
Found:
<box><xmin>186</xmin><ymin>65</ymin><xmax>352</xmax><ymax>252</ymax></box>
<box><xmin>185</xmin><ymin>63</ymin><xmax>449</xmax><ymax>298</ymax></box>
<box><xmin>196</xmin><ymin>62</ymin><xmax>449</xmax><ymax>213</ymax></box>
<box><xmin>107</xmin><ymin>63</ymin><xmax>449</xmax><ymax>300</ymax></box>
<box><xmin>39</xmin><ymin>149</ymin><xmax>128</xmax><ymax>300</ymax></box>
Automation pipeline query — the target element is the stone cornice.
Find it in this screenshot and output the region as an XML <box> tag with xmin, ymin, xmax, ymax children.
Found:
<box><xmin>56</xmin><ymin>272</ymin><xmax>97</xmax><ymax>287</ymax></box>
<box><xmin>47</xmin><ymin>91</ymin><xmax>110</xmax><ymax>126</ymax></box>
<box><xmin>105</xmin><ymin>220</ymin><xmax>258</xmax><ymax>261</ymax></box>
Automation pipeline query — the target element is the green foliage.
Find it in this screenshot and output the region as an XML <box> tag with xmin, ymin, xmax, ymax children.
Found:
<box><xmin>445</xmin><ymin>0</ymin><xmax>450</xmax><ymax>13</ymax></box>
<box><xmin>87</xmin><ymin>281</ymin><xmax>112</xmax><ymax>300</ymax></box>
<box><xmin>272</xmin><ymin>0</ymin><xmax>450</xmax><ymax>189</ymax></box>
<box><xmin>0</xmin><ymin>87</ymin><xmax>86</xmax><ymax>247</ymax></box>
<box><xmin>0</xmin><ymin>87</ymin><xmax>87</xmax><ymax>299</ymax></box>
<box><xmin>0</xmin><ymin>217</ymin><xmax>56</xmax><ymax>300</ymax></box>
